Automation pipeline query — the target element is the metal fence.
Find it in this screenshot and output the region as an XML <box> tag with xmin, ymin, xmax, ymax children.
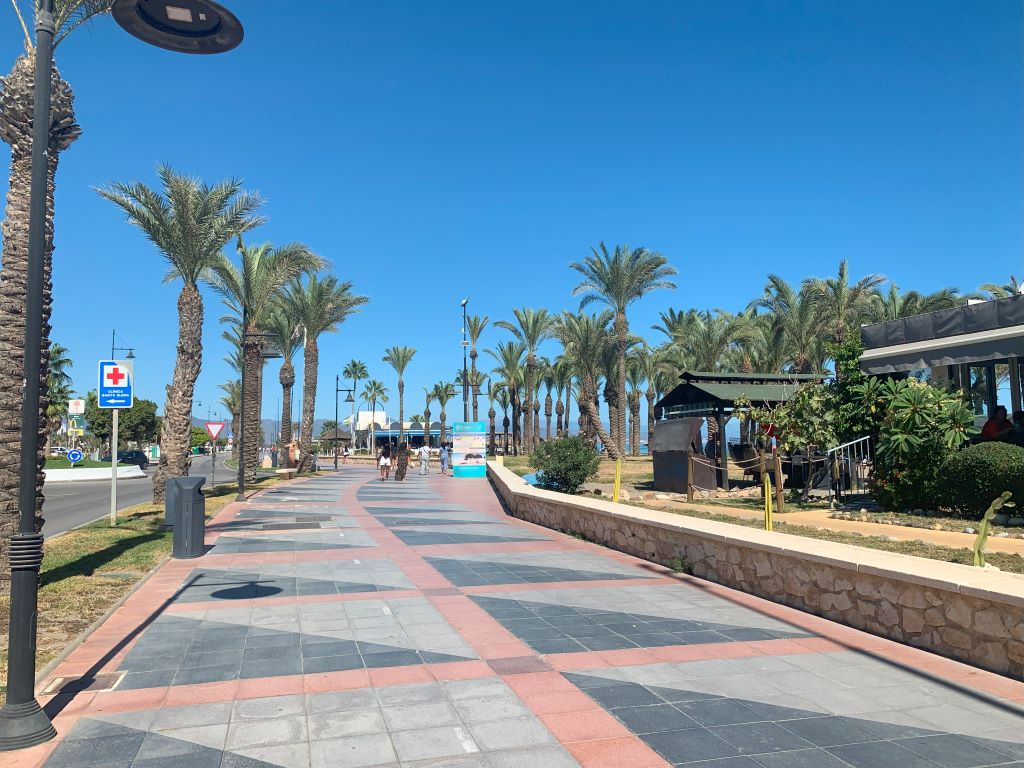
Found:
<box><xmin>825</xmin><ymin>436</ymin><xmax>874</xmax><ymax>504</ymax></box>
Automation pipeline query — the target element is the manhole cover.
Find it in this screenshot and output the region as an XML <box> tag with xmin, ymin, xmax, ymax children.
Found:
<box><xmin>262</xmin><ymin>522</ymin><xmax>323</xmax><ymax>531</ymax></box>
<box><xmin>42</xmin><ymin>672</ymin><xmax>124</xmax><ymax>695</ymax></box>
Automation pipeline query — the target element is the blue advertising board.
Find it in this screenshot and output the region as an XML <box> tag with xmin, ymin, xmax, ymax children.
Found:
<box><xmin>98</xmin><ymin>359</ymin><xmax>134</xmax><ymax>409</ymax></box>
<box><xmin>452</xmin><ymin>421</ymin><xmax>487</xmax><ymax>478</ymax></box>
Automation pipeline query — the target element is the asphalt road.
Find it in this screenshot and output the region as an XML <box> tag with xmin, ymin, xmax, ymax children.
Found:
<box><xmin>42</xmin><ymin>455</ymin><xmax>218</xmax><ymax>536</ymax></box>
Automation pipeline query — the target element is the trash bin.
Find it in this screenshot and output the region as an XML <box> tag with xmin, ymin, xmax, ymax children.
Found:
<box><xmin>171</xmin><ymin>476</ymin><xmax>206</xmax><ymax>559</ymax></box>
<box><xmin>164</xmin><ymin>478</ymin><xmax>182</xmax><ymax>529</ymax></box>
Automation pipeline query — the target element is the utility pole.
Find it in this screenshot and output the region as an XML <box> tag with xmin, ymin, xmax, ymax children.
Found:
<box><xmin>461</xmin><ymin>298</ymin><xmax>469</xmax><ymax>422</ymax></box>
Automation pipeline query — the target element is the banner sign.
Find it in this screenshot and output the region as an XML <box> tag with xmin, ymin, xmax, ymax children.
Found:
<box><xmin>452</xmin><ymin>421</ymin><xmax>486</xmax><ymax>478</ymax></box>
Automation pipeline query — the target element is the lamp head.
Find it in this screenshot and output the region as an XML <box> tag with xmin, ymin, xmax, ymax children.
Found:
<box><xmin>125</xmin><ymin>349</ymin><xmax>136</xmax><ymax>360</ymax></box>
<box><xmin>111</xmin><ymin>0</ymin><xmax>244</xmax><ymax>54</ymax></box>
<box><xmin>344</xmin><ymin>393</ymin><xmax>355</xmax><ymax>403</ymax></box>
<box><xmin>460</xmin><ymin>297</ymin><xmax>469</xmax><ymax>307</ymax></box>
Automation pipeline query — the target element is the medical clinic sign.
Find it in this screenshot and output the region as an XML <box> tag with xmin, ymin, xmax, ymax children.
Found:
<box><xmin>97</xmin><ymin>360</ymin><xmax>134</xmax><ymax>409</ymax></box>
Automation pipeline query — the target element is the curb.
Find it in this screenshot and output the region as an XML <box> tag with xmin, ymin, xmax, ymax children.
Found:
<box><xmin>34</xmin><ymin>554</ymin><xmax>171</xmax><ymax>690</ymax></box>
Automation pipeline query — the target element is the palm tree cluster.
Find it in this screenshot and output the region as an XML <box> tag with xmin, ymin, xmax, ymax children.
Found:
<box><xmin>100</xmin><ymin>166</ymin><xmax>368</xmax><ymax>497</ymax></box>
<box><xmin>475</xmin><ymin>245</ymin><xmax>982</xmax><ymax>461</ymax></box>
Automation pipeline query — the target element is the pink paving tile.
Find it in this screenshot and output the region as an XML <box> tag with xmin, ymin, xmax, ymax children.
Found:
<box><xmin>487</xmin><ymin>656</ymin><xmax>552</xmax><ymax>675</ymax></box>
<box><xmin>540</xmin><ymin>711</ymin><xmax>630</xmax><ymax>743</ymax></box>
<box><xmin>234</xmin><ymin>674</ymin><xmax>306</xmax><ymax>699</ymax></box>
<box><xmin>426</xmin><ymin>660</ymin><xmax>494</xmax><ymax>681</ymax></box>
<box><xmin>162</xmin><ymin>679</ymin><xmax>239</xmax><ymax>707</ymax></box>
<box><xmin>565</xmin><ymin>737</ymin><xmax>673</xmax><ymax>768</ymax></box>
<box><xmin>368</xmin><ymin>665</ymin><xmax>435</xmax><ymax>687</ymax></box>
<box><xmin>518</xmin><ymin>689</ymin><xmax>608</xmax><ymax>716</ymax></box>
<box><xmin>502</xmin><ymin>671</ymin><xmax>579</xmax><ymax>697</ymax></box>
<box><xmin>303</xmin><ymin>668</ymin><xmax>372</xmax><ymax>693</ymax></box>
<box><xmin>463</xmin><ymin>577</ymin><xmax>669</xmax><ymax>594</ymax></box>
<box><xmin>89</xmin><ymin>687</ymin><xmax>166</xmax><ymax>714</ymax></box>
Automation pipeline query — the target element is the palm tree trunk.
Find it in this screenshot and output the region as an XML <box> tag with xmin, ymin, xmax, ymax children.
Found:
<box><xmin>646</xmin><ymin>388</ymin><xmax>656</xmax><ymax>447</ymax></box>
<box><xmin>522</xmin><ymin>361</ymin><xmax>534</xmax><ymax>452</ymax></box>
<box><xmin>626</xmin><ymin>397</ymin><xmax>634</xmax><ymax>456</ymax></box>
<box><xmin>555</xmin><ymin>397</ymin><xmax>564</xmax><ymax>437</ymax></box>
<box><xmin>242</xmin><ymin>332</ymin><xmax>261</xmax><ymax>483</ymax></box>
<box><xmin>153</xmin><ymin>283</ymin><xmax>204</xmax><ymax>501</ymax></box>
<box><xmin>297</xmin><ymin>338</ymin><xmax>319</xmax><ymax>471</ymax></box>
<box><xmin>581</xmin><ymin>378</ymin><xmax>621</xmax><ymax>460</ymax></box>
<box><xmin>398</xmin><ymin>379</ymin><xmax>405</xmax><ymax>443</ymax></box>
<box><xmin>0</xmin><ymin>57</ymin><xmax>80</xmax><ymax>587</ymax></box>
<box><xmin>279</xmin><ymin>359</ymin><xmax>294</xmax><ymax>446</ymax></box>
<box><xmin>545</xmin><ymin>392</ymin><xmax>552</xmax><ymax>440</ymax></box>
<box><xmin>616</xmin><ymin>313</ymin><xmax>628</xmax><ymax>455</ymax></box>
<box><xmin>423</xmin><ymin>404</ymin><xmax>430</xmax><ymax>448</ymax></box>
<box><xmin>488</xmin><ymin>406</ymin><xmax>496</xmax><ymax>452</ymax></box>
<box><xmin>439</xmin><ymin>406</ymin><xmax>447</xmax><ymax>446</ymax></box>
<box><xmin>511</xmin><ymin>390</ymin><xmax>520</xmax><ymax>455</ymax></box>
<box><xmin>533</xmin><ymin>399</ymin><xmax>540</xmax><ymax>449</ymax></box>
<box><xmin>564</xmin><ymin>386</ymin><xmax>571</xmax><ymax>436</ymax></box>
<box><xmin>502</xmin><ymin>415</ymin><xmax>509</xmax><ymax>454</ymax></box>
<box><xmin>470</xmin><ymin>348</ymin><xmax>479</xmax><ymax>422</ymax></box>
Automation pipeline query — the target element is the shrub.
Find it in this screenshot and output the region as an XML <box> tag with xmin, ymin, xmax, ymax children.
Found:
<box><xmin>935</xmin><ymin>442</ymin><xmax>1024</xmax><ymax>519</ymax></box>
<box><xmin>532</xmin><ymin>436</ymin><xmax>601</xmax><ymax>494</ymax></box>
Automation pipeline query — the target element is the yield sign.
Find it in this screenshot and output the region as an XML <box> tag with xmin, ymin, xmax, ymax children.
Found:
<box><xmin>205</xmin><ymin>421</ymin><xmax>225</xmax><ymax>440</ymax></box>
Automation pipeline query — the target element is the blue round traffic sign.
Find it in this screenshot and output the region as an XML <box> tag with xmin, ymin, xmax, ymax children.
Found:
<box><xmin>67</xmin><ymin>449</ymin><xmax>83</xmax><ymax>464</ymax></box>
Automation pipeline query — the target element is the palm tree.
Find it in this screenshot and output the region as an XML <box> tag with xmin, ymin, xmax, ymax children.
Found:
<box><xmin>46</xmin><ymin>342</ymin><xmax>73</xmax><ymax>446</ymax></box>
<box><xmin>383</xmin><ymin>346</ymin><xmax>416</xmax><ymax>443</ymax></box>
<box><xmin>554</xmin><ymin>311</ymin><xmax>621</xmax><ymax>459</ymax></box>
<box><xmin>978</xmin><ymin>276</ymin><xmax>1022</xmax><ymax>300</ymax></box>
<box><xmin>495</xmin><ymin>308</ymin><xmax>554</xmax><ymax>453</ymax></box>
<box><xmin>552</xmin><ymin>358</ymin><xmax>571</xmax><ymax>436</ymax></box>
<box><xmin>486</xmin><ymin>340</ymin><xmax>525</xmax><ymax>454</ymax></box>
<box><xmin>343</xmin><ymin>359</ymin><xmax>368</xmax><ymax>448</ymax></box>
<box><xmin>218</xmin><ymin>379</ymin><xmax>242</xmax><ymax>448</ymax></box>
<box><xmin>803</xmin><ymin>260</ymin><xmax>884</xmax><ymax>343</ymax></box>
<box><xmin>541</xmin><ymin>362</ymin><xmax>556</xmax><ymax>441</ymax></box>
<box><xmin>361</xmin><ymin>379</ymin><xmax>388</xmax><ymax>453</ymax></box>
<box><xmin>467</xmin><ymin>314</ymin><xmax>489</xmax><ymax>421</ymax></box>
<box><xmin>0</xmin><ymin>3</ymin><xmax>113</xmax><ymax>561</ymax></box>
<box><xmin>496</xmin><ymin>386</ymin><xmax>511</xmax><ymax>454</ymax></box>
<box><xmin>571</xmin><ymin>243</ymin><xmax>677</xmax><ymax>455</ymax></box>
<box><xmin>751</xmin><ymin>276</ymin><xmax>823</xmax><ymax>373</ymax></box>
<box><xmin>421</xmin><ymin>386</ymin><xmax>433</xmax><ymax>449</ymax></box>
<box><xmin>99</xmin><ymin>166</ymin><xmax>263</xmax><ymax>500</ymax></box>
<box><xmin>485</xmin><ymin>378</ymin><xmax>498</xmax><ymax>452</ymax></box>
<box><xmin>867</xmin><ymin>283</ymin><xmax>961</xmax><ymax>323</ymax></box>
<box><xmin>626</xmin><ymin>353</ymin><xmax>645</xmax><ymax>456</ymax></box>
<box><xmin>283</xmin><ymin>274</ymin><xmax>368</xmax><ymax>471</ymax></box>
<box><xmin>635</xmin><ymin>345</ymin><xmax>665</xmax><ymax>447</ymax></box>
<box><xmin>264</xmin><ymin>309</ymin><xmax>301</xmax><ymax>448</ymax></box>
<box><xmin>433</xmin><ymin>382</ymin><xmax>456</xmax><ymax>446</ymax></box>
<box><xmin>209</xmin><ymin>239</ymin><xmax>322</xmax><ymax>482</ymax></box>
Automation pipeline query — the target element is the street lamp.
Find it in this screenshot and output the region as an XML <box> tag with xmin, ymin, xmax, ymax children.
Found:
<box><xmin>0</xmin><ymin>0</ymin><xmax>245</xmax><ymax>752</ymax></box>
<box><xmin>334</xmin><ymin>376</ymin><xmax>355</xmax><ymax>470</ymax></box>
<box><xmin>460</xmin><ymin>297</ymin><xmax>469</xmax><ymax>422</ymax></box>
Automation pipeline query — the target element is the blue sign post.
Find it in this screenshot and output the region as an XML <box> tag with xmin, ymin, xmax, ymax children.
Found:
<box><xmin>66</xmin><ymin>449</ymin><xmax>83</xmax><ymax>465</ymax></box>
<box><xmin>98</xmin><ymin>360</ymin><xmax>134</xmax><ymax>527</ymax></box>
<box><xmin>98</xmin><ymin>360</ymin><xmax>133</xmax><ymax>409</ymax></box>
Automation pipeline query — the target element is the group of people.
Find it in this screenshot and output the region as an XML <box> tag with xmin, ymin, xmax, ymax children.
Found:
<box><xmin>377</xmin><ymin>442</ymin><xmax>453</xmax><ymax>480</ymax></box>
<box><xmin>981</xmin><ymin>405</ymin><xmax>1024</xmax><ymax>446</ymax></box>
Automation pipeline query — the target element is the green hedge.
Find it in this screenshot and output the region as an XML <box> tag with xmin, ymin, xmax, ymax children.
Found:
<box><xmin>935</xmin><ymin>442</ymin><xmax>1024</xmax><ymax>519</ymax></box>
<box><xmin>532</xmin><ymin>436</ymin><xmax>601</xmax><ymax>494</ymax></box>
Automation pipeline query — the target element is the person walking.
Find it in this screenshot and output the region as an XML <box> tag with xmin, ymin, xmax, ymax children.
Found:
<box><xmin>394</xmin><ymin>442</ymin><xmax>409</xmax><ymax>481</ymax></box>
<box><xmin>378</xmin><ymin>444</ymin><xmax>392</xmax><ymax>480</ymax></box>
<box><xmin>439</xmin><ymin>443</ymin><xmax>450</xmax><ymax>476</ymax></box>
<box><xmin>419</xmin><ymin>443</ymin><xmax>430</xmax><ymax>475</ymax></box>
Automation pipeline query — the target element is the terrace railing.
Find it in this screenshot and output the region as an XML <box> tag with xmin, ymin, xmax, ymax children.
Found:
<box><xmin>826</xmin><ymin>435</ymin><xmax>874</xmax><ymax>505</ymax></box>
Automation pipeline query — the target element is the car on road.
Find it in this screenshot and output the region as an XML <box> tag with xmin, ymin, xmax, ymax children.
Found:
<box><xmin>49</xmin><ymin>446</ymin><xmax>68</xmax><ymax>457</ymax></box>
<box><xmin>100</xmin><ymin>450</ymin><xmax>150</xmax><ymax>470</ymax></box>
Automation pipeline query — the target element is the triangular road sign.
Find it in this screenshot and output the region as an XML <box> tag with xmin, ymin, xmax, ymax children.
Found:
<box><xmin>205</xmin><ymin>421</ymin><xmax>225</xmax><ymax>440</ymax></box>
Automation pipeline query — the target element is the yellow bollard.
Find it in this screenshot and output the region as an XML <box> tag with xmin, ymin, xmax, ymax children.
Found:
<box><xmin>763</xmin><ymin>473</ymin><xmax>774</xmax><ymax>531</ymax></box>
<box><xmin>613</xmin><ymin>458</ymin><xmax>622</xmax><ymax>503</ymax></box>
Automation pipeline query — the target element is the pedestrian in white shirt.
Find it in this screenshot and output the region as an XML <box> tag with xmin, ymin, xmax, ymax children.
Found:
<box><xmin>418</xmin><ymin>444</ymin><xmax>430</xmax><ymax>475</ymax></box>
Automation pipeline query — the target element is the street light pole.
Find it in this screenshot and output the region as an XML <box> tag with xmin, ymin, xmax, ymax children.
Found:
<box><xmin>335</xmin><ymin>374</ymin><xmax>340</xmax><ymax>470</ymax></box>
<box><xmin>0</xmin><ymin>0</ymin><xmax>57</xmax><ymax>749</ymax></box>
<box><xmin>1</xmin><ymin>0</ymin><xmax>246</xmax><ymax>750</ymax></box>
<box><xmin>461</xmin><ymin>298</ymin><xmax>469</xmax><ymax>422</ymax></box>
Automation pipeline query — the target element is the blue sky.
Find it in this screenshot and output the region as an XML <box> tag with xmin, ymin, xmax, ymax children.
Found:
<box><xmin>2</xmin><ymin>0</ymin><xmax>1021</xmax><ymax>427</ymax></box>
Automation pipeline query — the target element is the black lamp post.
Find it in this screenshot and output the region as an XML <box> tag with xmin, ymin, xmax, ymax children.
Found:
<box><xmin>460</xmin><ymin>298</ymin><xmax>469</xmax><ymax>422</ymax></box>
<box><xmin>334</xmin><ymin>376</ymin><xmax>355</xmax><ymax>470</ymax></box>
<box><xmin>0</xmin><ymin>0</ymin><xmax>244</xmax><ymax>752</ymax></box>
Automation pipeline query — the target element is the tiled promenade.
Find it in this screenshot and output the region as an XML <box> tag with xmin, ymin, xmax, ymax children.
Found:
<box><xmin>11</xmin><ymin>467</ymin><xmax>1024</xmax><ymax>767</ymax></box>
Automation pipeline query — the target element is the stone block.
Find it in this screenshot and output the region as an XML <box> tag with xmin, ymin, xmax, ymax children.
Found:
<box><xmin>974</xmin><ymin>609</ymin><xmax>1011</xmax><ymax>639</ymax></box>
<box><xmin>877</xmin><ymin>600</ymin><xmax>899</xmax><ymax>628</ymax></box>
<box><xmin>975</xmin><ymin>642</ymin><xmax>1010</xmax><ymax>674</ymax></box>
<box><xmin>857</xmin><ymin>600</ymin><xmax>876</xmax><ymax>618</ymax></box>
<box><xmin>897</xmin><ymin>587</ymin><xmax>928</xmax><ymax>609</ymax></box>
<box><xmin>939</xmin><ymin>626</ymin><xmax>974</xmax><ymax>650</ymax></box>
<box><xmin>924</xmin><ymin>607</ymin><xmax>946</xmax><ymax>627</ymax></box>
<box><xmin>945</xmin><ymin>597</ymin><xmax>973</xmax><ymax>628</ymax></box>
<box><xmin>902</xmin><ymin>608</ymin><xmax>925</xmax><ymax>634</ymax></box>
<box><xmin>879</xmin><ymin>582</ymin><xmax>900</xmax><ymax>604</ymax></box>
<box><xmin>854</xmin><ymin>578</ymin><xmax>880</xmax><ymax>599</ymax></box>
<box><xmin>821</xmin><ymin>592</ymin><xmax>853</xmax><ymax>612</ymax></box>
<box><xmin>834</xmin><ymin>575</ymin><xmax>854</xmax><ymax>592</ymax></box>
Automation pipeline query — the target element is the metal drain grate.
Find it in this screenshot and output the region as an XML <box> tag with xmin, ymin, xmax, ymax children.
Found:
<box><xmin>42</xmin><ymin>672</ymin><xmax>124</xmax><ymax>695</ymax></box>
<box><xmin>262</xmin><ymin>522</ymin><xmax>323</xmax><ymax>531</ymax></box>
<box><xmin>295</xmin><ymin>514</ymin><xmax>334</xmax><ymax>522</ymax></box>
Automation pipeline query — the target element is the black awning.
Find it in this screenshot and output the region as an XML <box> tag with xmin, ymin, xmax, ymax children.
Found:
<box><xmin>860</xmin><ymin>296</ymin><xmax>1024</xmax><ymax>374</ymax></box>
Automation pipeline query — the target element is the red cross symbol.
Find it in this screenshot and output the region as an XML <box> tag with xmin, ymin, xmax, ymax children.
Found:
<box><xmin>106</xmin><ymin>367</ymin><xmax>126</xmax><ymax>386</ymax></box>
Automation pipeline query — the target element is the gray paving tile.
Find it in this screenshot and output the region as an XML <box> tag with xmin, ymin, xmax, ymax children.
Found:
<box><xmin>752</xmin><ymin>749</ymin><xmax>858</xmax><ymax>768</ymax></box>
<box><xmin>308</xmin><ymin>709</ymin><xmax>386</xmax><ymax>739</ymax></box>
<box><xmin>225</xmin><ymin>716</ymin><xmax>307</xmax><ymax>750</ymax></box>
<box><xmin>466</xmin><ymin>717</ymin><xmax>555</xmax><ymax>751</ymax></box>
<box><xmin>643</xmin><ymin>727</ymin><xmax>742</xmax><ymax>763</ymax></box>
<box><xmin>310</xmin><ymin>733</ymin><xmax>398</xmax><ymax>768</ymax></box>
<box><xmin>711</xmin><ymin>721</ymin><xmax>817</xmax><ymax>754</ymax></box>
<box><xmin>894</xmin><ymin>734</ymin><xmax>1014</xmax><ymax>767</ymax></box>
<box><xmin>484</xmin><ymin>746</ymin><xmax>582</xmax><ymax>768</ymax></box>
<box><xmin>232</xmin><ymin>694</ymin><xmax>306</xmax><ymax>721</ymax></box>
<box><xmin>383</xmin><ymin>701</ymin><xmax>461</xmax><ymax>731</ymax></box>
<box><xmin>827</xmin><ymin>740</ymin><xmax>943</xmax><ymax>768</ymax></box>
<box><xmin>390</xmin><ymin>725</ymin><xmax>479</xmax><ymax>763</ymax></box>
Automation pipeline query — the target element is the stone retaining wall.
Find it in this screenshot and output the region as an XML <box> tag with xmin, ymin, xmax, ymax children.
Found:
<box><xmin>488</xmin><ymin>462</ymin><xmax>1024</xmax><ymax>679</ymax></box>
